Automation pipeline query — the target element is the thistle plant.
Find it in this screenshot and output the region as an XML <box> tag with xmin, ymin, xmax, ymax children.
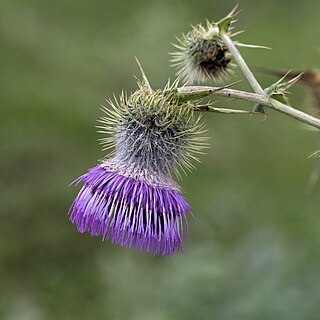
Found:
<box><xmin>69</xmin><ymin>71</ymin><xmax>207</xmax><ymax>256</ymax></box>
<box><xmin>69</xmin><ymin>7</ymin><xmax>320</xmax><ymax>256</ymax></box>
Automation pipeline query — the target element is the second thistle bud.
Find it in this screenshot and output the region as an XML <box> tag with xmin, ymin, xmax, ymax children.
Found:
<box><xmin>171</xmin><ymin>21</ymin><xmax>233</xmax><ymax>83</ymax></box>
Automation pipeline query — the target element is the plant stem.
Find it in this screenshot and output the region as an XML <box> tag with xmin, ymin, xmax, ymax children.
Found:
<box><xmin>195</xmin><ymin>105</ymin><xmax>262</xmax><ymax>115</ymax></box>
<box><xmin>177</xmin><ymin>86</ymin><xmax>320</xmax><ymax>129</ymax></box>
<box><xmin>201</xmin><ymin>32</ymin><xmax>320</xmax><ymax>129</ymax></box>
<box><xmin>220</xmin><ymin>32</ymin><xmax>265</xmax><ymax>95</ymax></box>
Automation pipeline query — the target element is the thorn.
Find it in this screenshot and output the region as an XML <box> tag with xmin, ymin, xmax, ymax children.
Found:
<box><xmin>135</xmin><ymin>57</ymin><xmax>152</xmax><ymax>92</ymax></box>
<box><xmin>236</xmin><ymin>42</ymin><xmax>272</xmax><ymax>50</ymax></box>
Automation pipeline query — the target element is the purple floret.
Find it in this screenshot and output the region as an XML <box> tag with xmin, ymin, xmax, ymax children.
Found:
<box><xmin>69</xmin><ymin>165</ymin><xmax>191</xmax><ymax>256</ymax></box>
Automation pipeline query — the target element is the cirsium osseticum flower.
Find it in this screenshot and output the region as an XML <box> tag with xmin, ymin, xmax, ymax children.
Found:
<box><xmin>69</xmin><ymin>70</ymin><xmax>207</xmax><ymax>256</ymax></box>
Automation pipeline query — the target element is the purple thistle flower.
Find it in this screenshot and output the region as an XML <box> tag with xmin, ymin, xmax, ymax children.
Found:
<box><xmin>69</xmin><ymin>73</ymin><xmax>207</xmax><ymax>256</ymax></box>
<box><xmin>69</xmin><ymin>165</ymin><xmax>190</xmax><ymax>256</ymax></box>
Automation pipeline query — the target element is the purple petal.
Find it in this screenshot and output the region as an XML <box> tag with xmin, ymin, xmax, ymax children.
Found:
<box><xmin>69</xmin><ymin>165</ymin><xmax>191</xmax><ymax>256</ymax></box>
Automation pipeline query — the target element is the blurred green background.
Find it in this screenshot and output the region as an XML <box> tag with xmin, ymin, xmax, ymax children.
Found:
<box><xmin>1</xmin><ymin>0</ymin><xmax>320</xmax><ymax>319</ymax></box>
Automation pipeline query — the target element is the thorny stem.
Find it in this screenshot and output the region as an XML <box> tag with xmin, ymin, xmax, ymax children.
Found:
<box><xmin>187</xmin><ymin>31</ymin><xmax>320</xmax><ymax>129</ymax></box>
<box><xmin>177</xmin><ymin>86</ymin><xmax>320</xmax><ymax>129</ymax></box>
<box><xmin>220</xmin><ymin>32</ymin><xmax>265</xmax><ymax>95</ymax></box>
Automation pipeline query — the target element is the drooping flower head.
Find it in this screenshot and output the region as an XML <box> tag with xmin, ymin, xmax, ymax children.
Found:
<box><xmin>69</xmin><ymin>70</ymin><xmax>207</xmax><ymax>256</ymax></box>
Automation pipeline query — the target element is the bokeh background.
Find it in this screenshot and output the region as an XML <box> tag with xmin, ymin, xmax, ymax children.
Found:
<box><xmin>1</xmin><ymin>0</ymin><xmax>320</xmax><ymax>319</ymax></box>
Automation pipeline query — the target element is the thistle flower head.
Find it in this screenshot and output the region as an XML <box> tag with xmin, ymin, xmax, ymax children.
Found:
<box><xmin>103</xmin><ymin>80</ymin><xmax>207</xmax><ymax>177</ymax></box>
<box><xmin>170</xmin><ymin>6</ymin><xmax>269</xmax><ymax>85</ymax></box>
<box><xmin>69</xmin><ymin>72</ymin><xmax>207</xmax><ymax>256</ymax></box>
<box><xmin>171</xmin><ymin>21</ymin><xmax>233</xmax><ymax>83</ymax></box>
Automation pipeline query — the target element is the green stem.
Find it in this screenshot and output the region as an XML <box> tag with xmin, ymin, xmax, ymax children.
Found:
<box><xmin>177</xmin><ymin>86</ymin><xmax>320</xmax><ymax>129</ymax></box>
<box><xmin>215</xmin><ymin>32</ymin><xmax>320</xmax><ymax>128</ymax></box>
<box><xmin>220</xmin><ymin>32</ymin><xmax>265</xmax><ymax>95</ymax></box>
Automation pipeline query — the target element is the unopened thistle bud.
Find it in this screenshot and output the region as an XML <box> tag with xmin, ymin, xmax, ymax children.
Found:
<box><xmin>68</xmin><ymin>77</ymin><xmax>207</xmax><ymax>256</ymax></box>
<box><xmin>171</xmin><ymin>21</ymin><xmax>233</xmax><ymax>83</ymax></box>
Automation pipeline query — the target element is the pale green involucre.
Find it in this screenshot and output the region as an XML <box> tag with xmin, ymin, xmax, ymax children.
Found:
<box><xmin>97</xmin><ymin>79</ymin><xmax>208</xmax><ymax>180</ymax></box>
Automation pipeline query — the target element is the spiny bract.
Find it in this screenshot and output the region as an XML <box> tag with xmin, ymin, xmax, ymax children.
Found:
<box><xmin>98</xmin><ymin>80</ymin><xmax>207</xmax><ymax>180</ymax></box>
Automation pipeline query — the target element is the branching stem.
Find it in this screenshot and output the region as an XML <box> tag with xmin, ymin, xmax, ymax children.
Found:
<box><xmin>185</xmin><ymin>31</ymin><xmax>320</xmax><ymax>129</ymax></box>
<box><xmin>177</xmin><ymin>86</ymin><xmax>320</xmax><ymax>129</ymax></box>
